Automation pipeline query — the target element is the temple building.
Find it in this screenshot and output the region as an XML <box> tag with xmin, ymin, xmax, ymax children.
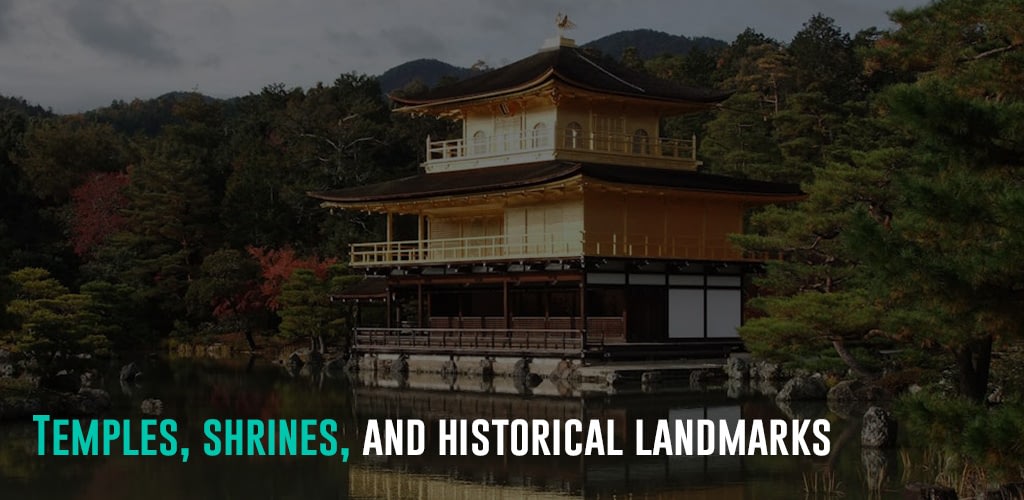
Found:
<box><xmin>310</xmin><ymin>33</ymin><xmax>802</xmax><ymax>361</ymax></box>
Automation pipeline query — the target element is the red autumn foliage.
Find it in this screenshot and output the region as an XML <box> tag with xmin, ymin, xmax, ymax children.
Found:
<box><xmin>70</xmin><ymin>171</ymin><xmax>129</xmax><ymax>256</ymax></box>
<box><xmin>211</xmin><ymin>285</ymin><xmax>265</xmax><ymax>320</ymax></box>
<box><xmin>246</xmin><ymin>246</ymin><xmax>337</xmax><ymax>310</ymax></box>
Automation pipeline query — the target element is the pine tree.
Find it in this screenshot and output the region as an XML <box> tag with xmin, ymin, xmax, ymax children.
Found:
<box><xmin>4</xmin><ymin>268</ymin><xmax>110</xmax><ymax>376</ymax></box>
<box><xmin>277</xmin><ymin>267</ymin><xmax>355</xmax><ymax>354</ymax></box>
<box><xmin>847</xmin><ymin>0</ymin><xmax>1024</xmax><ymax>402</ymax></box>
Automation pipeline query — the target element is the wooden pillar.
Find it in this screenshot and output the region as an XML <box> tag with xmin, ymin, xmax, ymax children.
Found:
<box><xmin>417</xmin><ymin>213</ymin><xmax>425</xmax><ymax>260</ymax></box>
<box><xmin>580</xmin><ymin>276</ymin><xmax>588</xmax><ymax>348</ymax></box>
<box><xmin>622</xmin><ymin>193</ymin><xmax>629</xmax><ymax>255</ymax></box>
<box><xmin>385</xmin><ymin>212</ymin><xmax>394</xmax><ymax>262</ymax></box>
<box><xmin>457</xmin><ymin>289</ymin><xmax>463</xmax><ymax>328</ymax></box>
<box><xmin>701</xmin><ymin>200</ymin><xmax>707</xmax><ymax>259</ymax></box>
<box><xmin>503</xmin><ymin>280</ymin><xmax>511</xmax><ymax>330</ymax></box>
<box><xmin>417</xmin><ymin>283</ymin><xmax>424</xmax><ymax>328</ymax></box>
<box><xmin>385</xmin><ymin>285</ymin><xmax>392</xmax><ymax>329</ymax></box>
<box><xmin>543</xmin><ymin>287</ymin><xmax>550</xmax><ymax>329</ymax></box>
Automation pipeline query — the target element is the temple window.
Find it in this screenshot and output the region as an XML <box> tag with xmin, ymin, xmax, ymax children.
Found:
<box><xmin>632</xmin><ymin>128</ymin><xmax>650</xmax><ymax>154</ymax></box>
<box><xmin>472</xmin><ymin>130</ymin><xmax>488</xmax><ymax>155</ymax></box>
<box><xmin>531</xmin><ymin>122</ymin><xmax>549</xmax><ymax>148</ymax></box>
<box><xmin>565</xmin><ymin>121</ymin><xmax>583</xmax><ymax>149</ymax></box>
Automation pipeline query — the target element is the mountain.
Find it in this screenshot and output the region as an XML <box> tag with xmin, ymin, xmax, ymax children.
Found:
<box><xmin>375</xmin><ymin>30</ymin><xmax>728</xmax><ymax>95</ymax></box>
<box><xmin>582</xmin><ymin>29</ymin><xmax>727</xmax><ymax>59</ymax></box>
<box><xmin>84</xmin><ymin>91</ymin><xmax>224</xmax><ymax>136</ymax></box>
<box><xmin>378</xmin><ymin>59</ymin><xmax>476</xmax><ymax>96</ymax></box>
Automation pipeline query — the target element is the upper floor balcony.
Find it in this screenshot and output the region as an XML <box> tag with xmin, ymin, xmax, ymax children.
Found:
<box><xmin>349</xmin><ymin>231</ymin><xmax>765</xmax><ymax>268</ymax></box>
<box><xmin>423</xmin><ymin>125</ymin><xmax>699</xmax><ymax>173</ymax></box>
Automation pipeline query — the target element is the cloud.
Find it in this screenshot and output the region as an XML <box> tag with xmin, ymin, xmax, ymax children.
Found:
<box><xmin>65</xmin><ymin>0</ymin><xmax>180</xmax><ymax>66</ymax></box>
<box><xmin>0</xmin><ymin>0</ymin><xmax>13</xmax><ymax>41</ymax></box>
<box><xmin>325</xmin><ymin>28</ymin><xmax>378</xmax><ymax>59</ymax></box>
<box><xmin>379</xmin><ymin>25</ymin><xmax>448</xmax><ymax>60</ymax></box>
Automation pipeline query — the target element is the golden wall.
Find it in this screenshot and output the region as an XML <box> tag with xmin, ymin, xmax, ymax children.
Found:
<box><xmin>583</xmin><ymin>188</ymin><xmax>745</xmax><ymax>260</ymax></box>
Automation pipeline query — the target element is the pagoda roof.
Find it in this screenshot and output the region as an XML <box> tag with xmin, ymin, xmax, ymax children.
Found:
<box><xmin>390</xmin><ymin>46</ymin><xmax>732</xmax><ymax>107</ymax></box>
<box><xmin>308</xmin><ymin>162</ymin><xmax>802</xmax><ymax>204</ymax></box>
<box><xmin>331</xmin><ymin>276</ymin><xmax>387</xmax><ymax>301</ymax></box>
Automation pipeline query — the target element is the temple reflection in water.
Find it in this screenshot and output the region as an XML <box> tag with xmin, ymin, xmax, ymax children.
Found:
<box><xmin>344</xmin><ymin>375</ymin><xmax>821</xmax><ymax>499</ymax></box>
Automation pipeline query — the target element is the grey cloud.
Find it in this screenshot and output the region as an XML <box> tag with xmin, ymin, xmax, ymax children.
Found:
<box><xmin>478</xmin><ymin>15</ymin><xmax>518</xmax><ymax>35</ymax></box>
<box><xmin>65</xmin><ymin>0</ymin><xmax>180</xmax><ymax>66</ymax></box>
<box><xmin>325</xmin><ymin>28</ymin><xmax>378</xmax><ymax>58</ymax></box>
<box><xmin>0</xmin><ymin>0</ymin><xmax>13</xmax><ymax>41</ymax></box>
<box><xmin>379</xmin><ymin>25</ymin><xmax>447</xmax><ymax>59</ymax></box>
<box><xmin>197</xmin><ymin>54</ymin><xmax>221</xmax><ymax>69</ymax></box>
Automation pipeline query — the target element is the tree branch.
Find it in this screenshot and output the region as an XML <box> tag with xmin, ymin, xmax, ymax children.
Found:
<box><xmin>959</xmin><ymin>42</ymin><xmax>1022</xmax><ymax>63</ymax></box>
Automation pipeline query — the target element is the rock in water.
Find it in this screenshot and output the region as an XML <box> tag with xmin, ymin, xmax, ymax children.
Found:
<box><xmin>0</xmin><ymin>349</ymin><xmax>18</xmax><ymax>378</ymax></box>
<box><xmin>776</xmin><ymin>375</ymin><xmax>828</xmax><ymax>401</ymax></box>
<box><xmin>861</xmin><ymin>406</ymin><xmax>897</xmax><ymax>448</ymax></box>
<box><xmin>141</xmin><ymin>399</ymin><xmax>164</xmax><ymax>416</ymax></box>
<box><xmin>724</xmin><ymin>355</ymin><xmax>749</xmax><ymax>380</ymax></box>
<box><xmin>550</xmin><ymin>359</ymin><xmax>576</xmax><ymax>381</ymax></box>
<box><xmin>689</xmin><ymin>370</ymin><xmax>711</xmax><ymax>386</ymax></box>
<box><xmin>286</xmin><ymin>353</ymin><xmax>303</xmax><ymax>372</ymax></box>
<box><xmin>903</xmin><ymin>483</ymin><xmax>957</xmax><ymax>499</ymax></box>
<box><xmin>478</xmin><ymin>358</ymin><xmax>495</xmax><ymax>379</ymax></box>
<box><xmin>120</xmin><ymin>362</ymin><xmax>142</xmax><ymax>383</ymax></box>
<box><xmin>641</xmin><ymin>371</ymin><xmax>662</xmax><ymax>385</ymax></box>
<box><xmin>72</xmin><ymin>389</ymin><xmax>111</xmax><ymax>416</ymax></box>
<box><xmin>391</xmin><ymin>355</ymin><xmax>409</xmax><ymax>377</ymax></box>
<box><xmin>751</xmin><ymin>360</ymin><xmax>784</xmax><ymax>381</ymax></box>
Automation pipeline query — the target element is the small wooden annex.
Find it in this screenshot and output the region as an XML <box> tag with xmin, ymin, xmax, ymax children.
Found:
<box><xmin>310</xmin><ymin>34</ymin><xmax>802</xmax><ymax>360</ymax></box>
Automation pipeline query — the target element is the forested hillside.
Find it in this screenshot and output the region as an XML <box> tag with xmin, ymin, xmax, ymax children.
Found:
<box><xmin>1</xmin><ymin>1</ymin><xmax>1021</xmax><ymax>413</ymax></box>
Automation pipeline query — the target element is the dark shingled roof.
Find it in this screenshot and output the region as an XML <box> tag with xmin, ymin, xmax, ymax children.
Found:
<box><xmin>308</xmin><ymin>162</ymin><xmax>802</xmax><ymax>204</ymax></box>
<box><xmin>332</xmin><ymin>277</ymin><xmax>387</xmax><ymax>300</ymax></box>
<box><xmin>390</xmin><ymin>46</ymin><xmax>732</xmax><ymax>106</ymax></box>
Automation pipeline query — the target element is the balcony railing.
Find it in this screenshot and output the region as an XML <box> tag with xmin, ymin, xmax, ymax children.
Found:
<box><xmin>353</xmin><ymin>327</ymin><xmax>586</xmax><ymax>356</ymax></box>
<box><xmin>426</xmin><ymin>128</ymin><xmax>696</xmax><ymax>164</ymax></box>
<box><xmin>349</xmin><ymin>232</ymin><xmax>776</xmax><ymax>266</ymax></box>
<box><xmin>350</xmin><ymin>234</ymin><xmax>582</xmax><ymax>266</ymax></box>
<box><xmin>583</xmin><ymin>232</ymin><xmax>742</xmax><ymax>260</ymax></box>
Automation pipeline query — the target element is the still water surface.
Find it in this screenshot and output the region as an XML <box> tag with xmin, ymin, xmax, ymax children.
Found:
<box><xmin>0</xmin><ymin>357</ymin><xmax>933</xmax><ymax>499</ymax></box>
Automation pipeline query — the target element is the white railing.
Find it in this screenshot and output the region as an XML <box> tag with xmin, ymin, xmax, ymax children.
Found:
<box><xmin>425</xmin><ymin>128</ymin><xmax>697</xmax><ymax>163</ymax></box>
<box><xmin>350</xmin><ymin>231</ymin><xmax>775</xmax><ymax>266</ymax></box>
<box><xmin>350</xmin><ymin>233</ymin><xmax>583</xmax><ymax>266</ymax></box>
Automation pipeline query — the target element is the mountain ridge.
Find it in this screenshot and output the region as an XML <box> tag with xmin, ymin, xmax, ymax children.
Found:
<box><xmin>377</xmin><ymin>28</ymin><xmax>728</xmax><ymax>94</ymax></box>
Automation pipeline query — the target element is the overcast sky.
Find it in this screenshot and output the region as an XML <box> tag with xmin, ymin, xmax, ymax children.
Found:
<box><xmin>0</xmin><ymin>0</ymin><xmax>931</xmax><ymax>113</ymax></box>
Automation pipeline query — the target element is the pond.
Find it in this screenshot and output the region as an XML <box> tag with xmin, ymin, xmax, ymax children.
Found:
<box><xmin>0</xmin><ymin>356</ymin><xmax>976</xmax><ymax>499</ymax></box>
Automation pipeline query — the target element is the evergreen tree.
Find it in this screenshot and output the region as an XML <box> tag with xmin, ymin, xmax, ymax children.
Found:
<box><xmin>849</xmin><ymin>0</ymin><xmax>1024</xmax><ymax>402</ymax></box>
<box><xmin>97</xmin><ymin>149</ymin><xmax>219</xmax><ymax>330</ymax></box>
<box><xmin>4</xmin><ymin>268</ymin><xmax>110</xmax><ymax>376</ymax></box>
<box><xmin>277</xmin><ymin>267</ymin><xmax>356</xmax><ymax>353</ymax></box>
<box><xmin>186</xmin><ymin>248</ymin><xmax>266</xmax><ymax>349</ymax></box>
<box><xmin>735</xmin><ymin>120</ymin><xmax>906</xmax><ymax>375</ymax></box>
<box><xmin>788</xmin><ymin>14</ymin><xmax>861</xmax><ymax>104</ymax></box>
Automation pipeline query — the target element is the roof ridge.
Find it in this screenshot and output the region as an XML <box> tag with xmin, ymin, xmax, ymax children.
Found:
<box><xmin>569</xmin><ymin>48</ymin><xmax>645</xmax><ymax>93</ymax></box>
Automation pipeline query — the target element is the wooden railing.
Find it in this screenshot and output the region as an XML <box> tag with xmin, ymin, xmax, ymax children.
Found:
<box><xmin>566</xmin><ymin>131</ymin><xmax>696</xmax><ymax>160</ymax></box>
<box><xmin>350</xmin><ymin>234</ymin><xmax>582</xmax><ymax>266</ymax></box>
<box><xmin>354</xmin><ymin>327</ymin><xmax>586</xmax><ymax>355</ymax></box>
<box><xmin>583</xmin><ymin>232</ymin><xmax>753</xmax><ymax>261</ymax></box>
<box><xmin>349</xmin><ymin>232</ymin><xmax>776</xmax><ymax>266</ymax></box>
<box><xmin>425</xmin><ymin>129</ymin><xmax>696</xmax><ymax>164</ymax></box>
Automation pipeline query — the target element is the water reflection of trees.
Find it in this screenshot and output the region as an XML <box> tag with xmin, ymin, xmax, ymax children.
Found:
<box><xmin>5</xmin><ymin>358</ymin><xmax>1021</xmax><ymax>499</ymax></box>
<box><xmin>896</xmin><ymin>392</ymin><xmax>1024</xmax><ymax>497</ymax></box>
<box><xmin>0</xmin><ymin>356</ymin><xmax>353</xmax><ymax>499</ymax></box>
